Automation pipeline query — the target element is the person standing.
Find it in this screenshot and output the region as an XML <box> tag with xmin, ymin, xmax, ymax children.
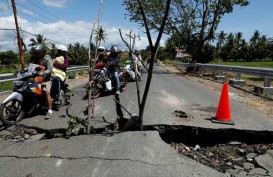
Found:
<box><xmin>133</xmin><ymin>50</ymin><xmax>142</xmax><ymax>81</ymax></box>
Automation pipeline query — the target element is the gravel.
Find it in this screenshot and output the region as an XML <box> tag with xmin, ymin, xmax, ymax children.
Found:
<box><xmin>171</xmin><ymin>142</ymin><xmax>273</xmax><ymax>175</ymax></box>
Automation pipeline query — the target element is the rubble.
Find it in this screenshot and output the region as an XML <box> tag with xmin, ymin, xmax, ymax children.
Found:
<box><xmin>172</xmin><ymin>142</ymin><xmax>273</xmax><ymax>176</ymax></box>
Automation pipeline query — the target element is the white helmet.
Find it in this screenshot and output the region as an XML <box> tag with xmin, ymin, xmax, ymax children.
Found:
<box><xmin>57</xmin><ymin>44</ymin><xmax>68</xmax><ymax>52</ymax></box>
<box><xmin>98</xmin><ymin>46</ymin><xmax>105</xmax><ymax>54</ymax></box>
<box><xmin>110</xmin><ymin>45</ymin><xmax>118</xmax><ymax>53</ymax></box>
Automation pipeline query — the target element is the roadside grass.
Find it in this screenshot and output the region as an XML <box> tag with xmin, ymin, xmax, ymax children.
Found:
<box><xmin>212</xmin><ymin>61</ymin><xmax>273</xmax><ymax>68</ymax></box>
<box><xmin>0</xmin><ymin>81</ymin><xmax>13</xmax><ymax>91</ymax></box>
<box><xmin>0</xmin><ymin>65</ymin><xmax>20</xmax><ymax>74</ymax></box>
<box><xmin>162</xmin><ymin>59</ymin><xmax>179</xmax><ymax>67</ymax></box>
<box><xmin>0</xmin><ymin>67</ymin><xmax>18</xmax><ymax>74</ymax></box>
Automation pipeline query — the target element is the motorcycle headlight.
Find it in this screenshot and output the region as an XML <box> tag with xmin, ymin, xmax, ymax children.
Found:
<box><xmin>13</xmin><ymin>80</ymin><xmax>23</xmax><ymax>86</ymax></box>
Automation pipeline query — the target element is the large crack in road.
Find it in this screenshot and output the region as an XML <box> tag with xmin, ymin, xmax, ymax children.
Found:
<box><xmin>1</xmin><ymin>122</ymin><xmax>273</xmax><ymax>177</ymax></box>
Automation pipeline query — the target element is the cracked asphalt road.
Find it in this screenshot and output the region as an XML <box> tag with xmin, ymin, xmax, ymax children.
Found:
<box><xmin>0</xmin><ymin>132</ymin><xmax>226</xmax><ymax>177</ymax></box>
<box><xmin>0</xmin><ymin>65</ymin><xmax>272</xmax><ymax>177</ymax></box>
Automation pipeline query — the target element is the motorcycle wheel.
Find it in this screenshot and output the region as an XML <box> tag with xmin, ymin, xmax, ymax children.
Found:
<box><xmin>90</xmin><ymin>82</ymin><xmax>101</xmax><ymax>99</ymax></box>
<box><xmin>0</xmin><ymin>99</ymin><xmax>25</xmax><ymax>125</ymax></box>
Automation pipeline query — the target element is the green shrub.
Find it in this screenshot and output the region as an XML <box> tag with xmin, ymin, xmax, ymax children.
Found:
<box><xmin>78</xmin><ymin>70</ymin><xmax>85</xmax><ymax>75</ymax></box>
<box><xmin>0</xmin><ymin>81</ymin><xmax>14</xmax><ymax>91</ymax></box>
<box><xmin>67</xmin><ymin>72</ymin><xmax>76</xmax><ymax>79</ymax></box>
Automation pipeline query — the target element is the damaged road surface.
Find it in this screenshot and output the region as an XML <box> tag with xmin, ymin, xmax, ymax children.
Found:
<box><xmin>0</xmin><ymin>132</ymin><xmax>225</xmax><ymax>177</ymax></box>
<box><xmin>0</xmin><ymin>65</ymin><xmax>273</xmax><ymax>177</ymax></box>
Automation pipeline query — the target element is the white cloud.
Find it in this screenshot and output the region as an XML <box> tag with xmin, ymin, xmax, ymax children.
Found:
<box><xmin>0</xmin><ymin>15</ymin><xmax>165</xmax><ymax>52</ymax></box>
<box><xmin>42</xmin><ymin>0</ymin><xmax>66</xmax><ymax>8</ymax></box>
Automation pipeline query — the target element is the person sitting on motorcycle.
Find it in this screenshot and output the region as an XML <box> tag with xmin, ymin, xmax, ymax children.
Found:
<box><xmin>133</xmin><ymin>50</ymin><xmax>142</xmax><ymax>81</ymax></box>
<box><xmin>53</xmin><ymin>45</ymin><xmax>69</xmax><ymax>72</ymax></box>
<box><xmin>96</xmin><ymin>46</ymin><xmax>109</xmax><ymax>81</ymax></box>
<box><xmin>82</xmin><ymin>46</ymin><xmax>108</xmax><ymax>100</ymax></box>
<box><xmin>51</xmin><ymin>44</ymin><xmax>69</xmax><ymax>101</ymax></box>
<box><xmin>106</xmin><ymin>45</ymin><xmax>121</xmax><ymax>94</ymax></box>
<box><xmin>32</xmin><ymin>44</ymin><xmax>53</xmax><ymax>119</ymax></box>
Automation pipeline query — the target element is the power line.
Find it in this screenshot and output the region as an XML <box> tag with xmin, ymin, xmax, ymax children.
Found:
<box><xmin>16</xmin><ymin>5</ymin><xmax>88</xmax><ymax>38</ymax></box>
<box><xmin>24</xmin><ymin>0</ymin><xmax>90</xmax><ymax>36</ymax></box>
<box><xmin>16</xmin><ymin>2</ymin><xmax>89</xmax><ymax>37</ymax></box>
<box><xmin>20</xmin><ymin>29</ymin><xmax>70</xmax><ymax>46</ymax></box>
<box><xmin>16</xmin><ymin>9</ymin><xmax>88</xmax><ymax>38</ymax></box>
<box><xmin>0</xmin><ymin>0</ymin><xmax>10</xmax><ymax>12</ymax></box>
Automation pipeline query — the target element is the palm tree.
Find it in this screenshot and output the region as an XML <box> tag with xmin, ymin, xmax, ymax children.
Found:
<box><xmin>221</xmin><ymin>33</ymin><xmax>235</xmax><ymax>61</ymax></box>
<box><xmin>217</xmin><ymin>31</ymin><xmax>227</xmax><ymax>46</ymax></box>
<box><xmin>28</xmin><ymin>34</ymin><xmax>47</xmax><ymax>47</ymax></box>
<box><xmin>249</xmin><ymin>30</ymin><xmax>261</xmax><ymax>60</ymax></box>
<box><xmin>67</xmin><ymin>42</ymin><xmax>88</xmax><ymax>65</ymax></box>
<box><xmin>49</xmin><ymin>43</ymin><xmax>57</xmax><ymax>58</ymax></box>
<box><xmin>215</xmin><ymin>31</ymin><xmax>226</xmax><ymax>61</ymax></box>
<box><xmin>240</xmin><ymin>39</ymin><xmax>249</xmax><ymax>61</ymax></box>
<box><xmin>94</xmin><ymin>26</ymin><xmax>108</xmax><ymax>47</ymax></box>
<box><xmin>249</xmin><ymin>30</ymin><xmax>260</xmax><ymax>46</ymax></box>
<box><xmin>235</xmin><ymin>32</ymin><xmax>243</xmax><ymax>45</ymax></box>
<box><xmin>234</xmin><ymin>32</ymin><xmax>243</xmax><ymax>61</ymax></box>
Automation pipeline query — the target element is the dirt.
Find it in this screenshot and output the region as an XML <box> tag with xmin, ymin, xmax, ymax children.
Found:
<box><xmin>171</xmin><ymin>142</ymin><xmax>273</xmax><ymax>175</ymax></box>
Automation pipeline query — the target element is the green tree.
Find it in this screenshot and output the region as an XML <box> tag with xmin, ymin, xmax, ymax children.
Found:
<box><xmin>239</xmin><ymin>39</ymin><xmax>250</xmax><ymax>61</ymax></box>
<box><xmin>234</xmin><ymin>32</ymin><xmax>243</xmax><ymax>61</ymax></box>
<box><xmin>215</xmin><ymin>30</ymin><xmax>227</xmax><ymax>61</ymax></box>
<box><xmin>249</xmin><ymin>30</ymin><xmax>260</xmax><ymax>61</ymax></box>
<box><xmin>0</xmin><ymin>50</ymin><xmax>18</xmax><ymax>65</ymax></box>
<box><xmin>28</xmin><ymin>34</ymin><xmax>47</xmax><ymax>47</ymax></box>
<box><xmin>67</xmin><ymin>42</ymin><xmax>89</xmax><ymax>65</ymax></box>
<box><xmin>94</xmin><ymin>26</ymin><xmax>108</xmax><ymax>47</ymax></box>
<box><xmin>221</xmin><ymin>33</ymin><xmax>235</xmax><ymax>61</ymax></box>
<box><xmin>124</xmin><ymin>0</ymin><xmax>249</xmax><ymax>63</ymax></box>
<box><xmin>49</xmin><ymin>43</ymin><xmax>57</xmax><ymax>58</ymax></box>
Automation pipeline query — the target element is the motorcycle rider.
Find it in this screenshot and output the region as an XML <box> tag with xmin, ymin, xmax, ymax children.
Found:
<box><xmin>107</xmin><ymin>45</ymin><xmax>121</xmax><ymax>94</ymax></box>
<box><xmin>52</xmin><ymin>44</ymin><xmax>69</xmax><ymax>100</ymax></box>
<box><xmin>32</xmin><ymin>44</ymin><xmax>53</xmax><ymax>119</ymax></box>
<box><xmin>82</xmin><ymin>46</ymin><xmax>108</xmax><ymax>100</ymax></box>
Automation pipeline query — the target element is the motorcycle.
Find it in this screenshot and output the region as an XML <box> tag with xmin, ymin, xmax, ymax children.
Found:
<box><xmin>0</xmin><ymin>64</ymin><xmax>71</xmax><ymax>125</ymax></box>
<box><xmin>89</xmin><ymin>62</ymin><xmax>127</xmax><ymax>99</ymax></box>
<box><xmin>122</xmin><ymin>60</ymin><xmax>136</xmax><ymax>81</ymax></box>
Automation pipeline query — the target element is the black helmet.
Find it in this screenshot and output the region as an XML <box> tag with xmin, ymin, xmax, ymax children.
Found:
<box><xmin>33</xmin><ymin>44</ymin><xmax>46</xmax><ymax>53</ymax></box>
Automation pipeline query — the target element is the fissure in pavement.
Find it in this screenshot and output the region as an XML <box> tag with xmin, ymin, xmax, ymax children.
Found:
<box><xmin>2</xmin><ymin>122</ymin><xmax>273</xmax><ymax>176</ymax></box>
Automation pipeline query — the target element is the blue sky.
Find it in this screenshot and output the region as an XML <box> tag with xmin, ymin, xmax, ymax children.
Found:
<box><xmin>217</xmin><ymin>0</ymin><xmax>273</xmax><ymax>40</ymax></box>
<box><xmin>0</xmin><ymin>0</ymin><xmax>273</xmax><ymax>51</ymax></box>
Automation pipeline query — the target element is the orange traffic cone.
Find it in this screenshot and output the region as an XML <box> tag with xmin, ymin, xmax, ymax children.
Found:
<box><xmin>211</xmin><ymin>83</ymin><xmax>235</xmax><ymax>125</ymax></box>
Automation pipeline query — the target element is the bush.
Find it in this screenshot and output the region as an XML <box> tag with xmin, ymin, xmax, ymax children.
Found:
<box><xmin>78</xmin><ymin>70</ymin><xmax>85</xmax><ymax>75</ymax></box>
<box><xmin>67</xmin><ymin>72</ymin><xmax>76</xmax><ymax>79</ymax></box>
<box><xmin>0</xmin><ymin>81</ymin><xmax>14</xmax><ymax>91</ymax></box>
<box><xmin>0</xmin><ymin>50</ymin><xmax>19</xmax><ymax>65</ymax></box>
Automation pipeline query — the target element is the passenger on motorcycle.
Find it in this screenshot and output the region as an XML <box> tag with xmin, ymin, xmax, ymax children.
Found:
<box><xmin>96</xmin><ymin>46</ymin><xmax>109</xmax><ymax>81</ymax></box>
<box><xmin>52</xmin><ymin>44</ymin><xmax>69</xmax><ymax>100</ymax></box>
<box><xmin>82</xmin><ymin>46</ymin><xmax>109</xmax><ymax>100</ymax></box>
<box><xmin>31</xmin><ymin>44</ymin><xmax>53</xmax><ymax>119</ymax></box>
<box><xmin>107</xmin><ymin>45</ymin><xmax>121</xmax><ymax>94</ymax></box>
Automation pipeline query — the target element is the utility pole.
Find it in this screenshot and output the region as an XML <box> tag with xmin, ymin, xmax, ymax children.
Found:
<box><xmin>11</xmin><ymin>0</ymin><xmax>25</xmax><ymax>70</ymax></box>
